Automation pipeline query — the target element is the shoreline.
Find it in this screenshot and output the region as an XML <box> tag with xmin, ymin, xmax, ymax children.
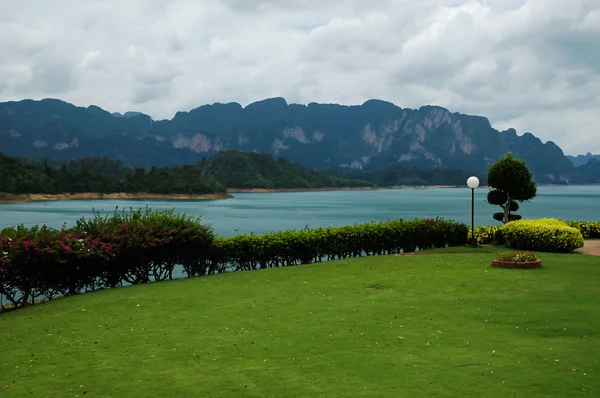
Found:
<box><xmin>0</xmin><ymin>183</ymin><xmax>586</xmax><ymax>203</ymax></box>
<box><xmin>0</xmin><ymin>192</ymin><xmax>234</xmax><ymax>204</ymax></box>
<box><xmin>228</xmin><ymin>185</ymin><xmax>488</xmax><ymax>193</ymax></box>
<box><xmin>227</xmin><ymin>186</ymin><xmax>379</xmax><ymax>193</ymax></box>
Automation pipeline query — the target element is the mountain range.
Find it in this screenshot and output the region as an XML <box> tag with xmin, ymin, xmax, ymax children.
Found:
<box><xmin>0</xmin><ymin>97</ymin><xmax>598</xmax><ymax>184</ymax></box>
<box><xmin>566</xmin><ymin>152</ymin><xmax>600</xmax><ymax>168</ymax></box>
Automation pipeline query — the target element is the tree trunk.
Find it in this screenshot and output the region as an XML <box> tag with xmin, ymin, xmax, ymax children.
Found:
<box><xmin>503</xmin><ymin>195</ymin><xmax>512</xmax><ymax>224</ymax></box>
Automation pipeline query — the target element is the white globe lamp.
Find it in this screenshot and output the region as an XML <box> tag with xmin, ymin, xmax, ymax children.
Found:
<box><xmin>467</xmin><ymin>176</ymin><xmax>480</xmax><ymax>246</ymax></box>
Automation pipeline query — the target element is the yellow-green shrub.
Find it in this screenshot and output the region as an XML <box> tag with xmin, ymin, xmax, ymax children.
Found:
<box><xmin>501</xmin><ymin>219</ymin><xmax>584</xmax><ymax>253</ymax></box>
<box><xmin>473</xmin><ymin>225</ymin><xmax>503</xmax><ymax>244</ymax></box>
<box><xmin>564</xmin><ymin>220</ymin><xmax>600</xmax><ymax>239</ymax></box>
<box><xmin>536</xmin><ymin>218</ymin><xmax>569</xmax><ymax>226</ymax></box>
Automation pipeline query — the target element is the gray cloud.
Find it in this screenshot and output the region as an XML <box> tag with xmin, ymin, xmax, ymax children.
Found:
<box><xmin>0</xmin><ymin>0</ymin><xmax>598</xmax><ymax>155</ymax></box>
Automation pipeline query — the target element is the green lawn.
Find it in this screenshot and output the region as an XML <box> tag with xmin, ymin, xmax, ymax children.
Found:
<box><xmin>1</xmin><ymin>247</ymin><xmax>599</xmax><ymax>397</ymax></box>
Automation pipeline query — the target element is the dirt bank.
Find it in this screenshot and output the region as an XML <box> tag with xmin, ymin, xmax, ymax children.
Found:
<box><xmin>0</xmin><ymin>192</ymin><xmax>234</xmax><ymax>203</ymax></box>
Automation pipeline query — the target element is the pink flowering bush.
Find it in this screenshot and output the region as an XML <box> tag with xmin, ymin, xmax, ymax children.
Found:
<box><xmin>73</xmin><ymin>206</ymin><xmax>214</xmax><ymax>285</ymax></box>
<box><xmin>0</xmin><ymin>225</ymin><xmax>114</xmax><ymax>309</ymax></box>
<box><xmin>1</xmin><ymin>206</ymin><xmax>213</xmax><ymax>310</ymax></box>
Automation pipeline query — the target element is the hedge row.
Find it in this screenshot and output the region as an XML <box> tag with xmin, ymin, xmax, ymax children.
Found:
<box><xmin>190</xmin><ymin>218</ymin><xmax>468</xmax><ymax>275</ymax></box>
<box><xmin>0</xmin><ymin>209</ymin><xmax>468</xmax><ymax>310</ymax></box>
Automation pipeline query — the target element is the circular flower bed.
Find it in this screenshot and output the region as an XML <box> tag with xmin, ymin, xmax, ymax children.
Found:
<box><xmin>492</xmin><ymin>259</ymin><xmax>542</xmax><ymax>269</ymax></box>
<box><xmin>492</xmin><ymin>251</ymin><xmax>541</xmax><ymax>269</ymax></box>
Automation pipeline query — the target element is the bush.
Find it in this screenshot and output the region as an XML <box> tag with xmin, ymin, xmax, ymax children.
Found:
<box><xmin>472</xmin><ymin>225</ymin><xmax>503</xmax><ymax>244</ymax></box>
<box><xmin>72</xmin><ymin>206</ymin><xmax>214</xmax><ymax>285</ymax></box>
<box><xmin>564</xmin><ymin>220</ymin><xmax>600</xmax><ymax>239</ymax></box>
<box><xmin>474</xmin><ymin>219</ymin><xmax>598</xmax><ymax>245</ymax></box>
<box><xmin>0</xmin><ymin>225</ymin><xmax>114</xmax><ymax>308</ymax></box>
<box><xmin>501</xmin><ymin>219</ymin><xmax>584</xmax><ymax>253</ymax></box>
<box><xmin>191</xmin><ymin>217</ymin><xmax>469</xmax><ymax>275</ymax></box>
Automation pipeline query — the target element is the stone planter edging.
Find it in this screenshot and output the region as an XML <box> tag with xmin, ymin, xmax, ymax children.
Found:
<box><xmin>492</xmin><ymin>259</ymin><xmax>542</xmax><ymax>269</ymax></box>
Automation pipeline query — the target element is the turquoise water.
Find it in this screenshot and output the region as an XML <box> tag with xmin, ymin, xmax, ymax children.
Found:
<box><xmin>1</xmin><ymin>186</ymin><xmax>598</xmax><ymax>236</ymax></box>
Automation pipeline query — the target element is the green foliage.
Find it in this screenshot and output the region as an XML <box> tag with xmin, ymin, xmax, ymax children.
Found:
<box><xmin>199</xmin><ymin>218</ymin><xmax>468</xmax><ymax>274</ymax></box>
<box><xmin>472</xmin><ymin>225</ymin><xmax>504</xmax><ymax>244</ymax></box>
<box><xmin>201</xmin><ymin>151</ymin><xmax>373</xmax><ymax>189</ymax></box>
<box><xmin>475</xmin><ymin>219</ymin><xmax>598</xmax><ymax>245</ymax></box>
<box><xmin>501</xmin><ymin>219</ymin><xmax>584</xmax><ymax>253</ymax></box>
<box><xmin>72</xmin><ymin>207</ymin><xmax>214</xmax><ymax>286</ymax></box>
<box><xmin>0</xmin><ymin>151</ymin><xmax>375</xmax><ymax>195</ymax></box>
<box><xmin>564</xmin><ymin>220</ymin><xmax>600</xmax><ymax>238</ymax></box>
<box><xmin>487</xmin><ymin>153</ymin><xmax>537</xmax><ymax>224</ymax></box>
<box><xmin>0</xmin><ymin>153</ymin><xmax>226</xmax><ymax>195</ymax></box>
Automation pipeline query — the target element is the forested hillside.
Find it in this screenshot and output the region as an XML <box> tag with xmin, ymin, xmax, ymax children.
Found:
<box><xmin>200</xmin><ymin>151</ymin><xmax>373</xmax><ymax>189</ymax></box>
<box><xmin>0</xmin><ymin>151</ymin><xmax>373</xmax><ymax>196</ymax></box>
<box><xmin>0</xmin><ymin>153</ymin><xmax>226</xmax><ymax>195</ymax></box>
<box><xmin>324</xmin><ymin>164</ymin><xmax>487</xmax><ymax>187</ymax></box>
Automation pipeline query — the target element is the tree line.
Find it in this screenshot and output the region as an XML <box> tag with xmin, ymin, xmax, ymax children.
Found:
<box><xmin>1</xmin><ymin>150</ymin><xmax>523</xmax><ymax>196</ymax></box>
<box><xmin>0</xmin><ymin>151</ymin><xmax>374</xmax><ymax>195</ymax></box>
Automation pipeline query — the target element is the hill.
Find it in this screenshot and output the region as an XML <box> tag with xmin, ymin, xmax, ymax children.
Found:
<box><xmin>201</xmin><ymin>151</ymin><xmax>373</xmax><ymax>189</ymax></box>
<box><xmin>567</xmin><ymin>152</ymin><xmax>600</xmax><ymax>167</ymax></box>
<box><xmin>574</xmin><ymin>158</ymin><xmax>600</xmax><ymax>184</ymax></box>
<box><xmin>0</xmin><ymin>152</ymin><xmax>226</xmax><ymax>196</ymax></box>
<box><xmin>0</xmin><ymin>97</ymin><xmax>585</xmax><ymax>184</ymax></box>
<box><xmin>0</xmin><ymin>151</ymin><xmax>375</xmax><ymax>198</ymax></box>
<box><xmin>324</xmin><ymin>164</ymin><xmax>487</xmax><ymax>187</ymax></box>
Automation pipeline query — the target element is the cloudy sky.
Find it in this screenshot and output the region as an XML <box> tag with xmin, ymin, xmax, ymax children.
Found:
<box><xmin>1</xmin><ymin>0</ymin><xmax>599</xmax><ymax>155</ymax></box>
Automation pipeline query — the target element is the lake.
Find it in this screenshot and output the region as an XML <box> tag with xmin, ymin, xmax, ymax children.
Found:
<box><xmin>1</xmin><ymin>185</ymin><xmax>599</xmax><ymax>236</ymax></box>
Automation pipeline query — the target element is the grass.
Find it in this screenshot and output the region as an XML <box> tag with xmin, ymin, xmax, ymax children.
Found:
<box><xmin>1</xmin><ymin>246</ymin><xmax>599</xmax><ymax>397</ymax></box>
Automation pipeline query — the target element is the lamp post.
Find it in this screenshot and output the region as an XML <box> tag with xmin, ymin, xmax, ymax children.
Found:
<box><xmin>467</xmin><ymin>176</ymin><xmax>479</xmax><ymax>246</ymax></box>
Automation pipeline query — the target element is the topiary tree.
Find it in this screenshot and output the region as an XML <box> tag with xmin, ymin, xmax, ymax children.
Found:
<box><xmin>487</xmin><ymin>153</ymin><xmax>537</xmax><ymax>224</ymax></box>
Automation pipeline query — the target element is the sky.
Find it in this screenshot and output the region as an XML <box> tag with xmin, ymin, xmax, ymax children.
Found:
<box><xmin>1</xmin><ymin>0</ymin><xmax>599</xmax><ymax>155</ymax></box>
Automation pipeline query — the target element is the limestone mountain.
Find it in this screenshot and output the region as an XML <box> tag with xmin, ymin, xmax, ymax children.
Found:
<box><xmin>574</xmin><ymin>158</ymin><xmax>600</xmax><ymax>184</ymax></box>
<box><xmin>567</xmin><ymin>152</ymin><xmax>600</xmax><ymax>167</ymax></box>
<box><xmin>0</xmin><ymin>97</ymin><xmax>584</xmax><ymax>183</ymax></box>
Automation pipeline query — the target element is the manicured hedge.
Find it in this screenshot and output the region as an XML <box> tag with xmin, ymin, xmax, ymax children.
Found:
<box><xmin>192</xmin><ymin>218</ymin><xmax>468</xmax><ymax>275</ymax></box>
<box><xmin>473</xmin><ymin>220</ymin><xmax>600</xmax><ymax>245</ymax></box>
<box><xmin>472</xmin><ymin>225</ymin><xmax>503</xmax><ymax>245</ymax></box>
<box><xmin>501</xmin><ymin>219</ymin><xmax>584</xmax><ymax>253</ymax></box>
<box><xmin>564</xmin><ymin>220</ymin><xmax>600</xmax><ymax>239</ymax></box>
<box><xmin>0</xmin><ymin>210</ymin><xmax>468</xmax><ymax>310</ymax></box>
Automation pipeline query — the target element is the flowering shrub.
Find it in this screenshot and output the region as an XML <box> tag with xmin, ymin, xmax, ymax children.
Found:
<box><xmin>495</xmin><ymin>251</ymin><xmax>538</xmax><ymax>262</ymax></box>
<box><xmin>0</xmin><ymin>207</ymin><xmax>214</xmax><ymax>310</ymax></box>
<box><xmin>72</xmin><ymin>206</ymin><xmax>214</xmax><ymax>285</ymax></box>
<box><xmin>0</xmin><ymin>225</ymin><xmax>114</xmax><ymax>309</ymax></box>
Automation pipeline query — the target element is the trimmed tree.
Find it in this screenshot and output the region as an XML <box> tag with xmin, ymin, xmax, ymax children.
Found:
<box><xmin>487</xmin><ymin>153</ymin><xmax>537</xmax><ymax>224</ymax></box>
